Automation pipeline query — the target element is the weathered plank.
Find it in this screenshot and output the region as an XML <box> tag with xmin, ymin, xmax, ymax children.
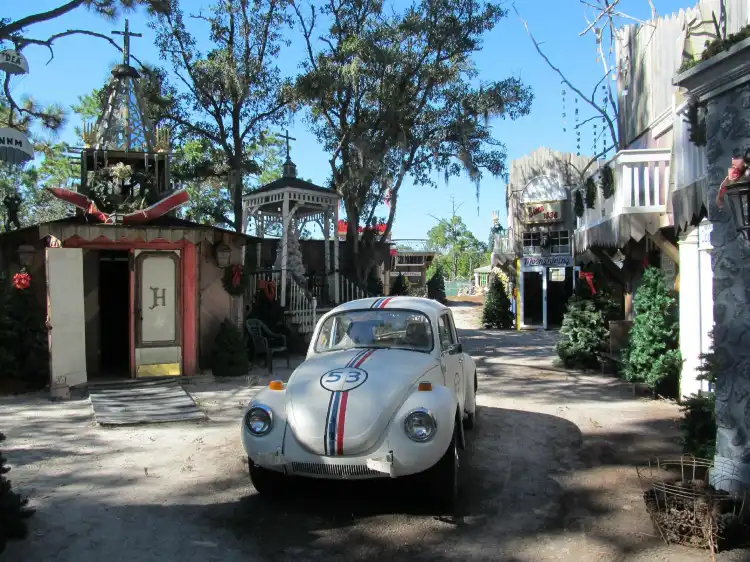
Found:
<box><xmin>89</xmin><ymin>379</ymin><xmax>207</xmax><ymax>426</ymax></box>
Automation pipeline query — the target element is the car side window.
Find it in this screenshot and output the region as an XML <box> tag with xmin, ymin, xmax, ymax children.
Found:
<box><xmin>438</xmin><ymin>314</ymin><xmax>455</xmax><ymax>350</ymax></box>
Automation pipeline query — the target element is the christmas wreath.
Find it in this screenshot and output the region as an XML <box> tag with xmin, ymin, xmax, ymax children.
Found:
<box><xmin>585</xmin><ymin>178</ymin><xmax>597</xmax><ymax>209</ymax></box>
<box><xmin>222</xmin><ymin>264</ymin><xmax>248</xmax><ymax>296</ymax></box>
<box><xmin>600</xmin><ymin>164</ymin><xmax>615</xmax><ymax>200</ymax></box>
<box><xmin>13</xmin><ymin>269</ymin><xmax>31</xmax><ymax>291</ymax></box>
<box><xmin>574</xmin><ymin>190</ymin><xmax>585</xmax><ymax>218</ymax></box>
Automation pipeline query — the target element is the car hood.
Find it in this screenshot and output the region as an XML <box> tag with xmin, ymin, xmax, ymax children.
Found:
<box><xmin>286</xmin><ymin>347</ymin><xmax>439</xmax><ymax>456</ymax></box>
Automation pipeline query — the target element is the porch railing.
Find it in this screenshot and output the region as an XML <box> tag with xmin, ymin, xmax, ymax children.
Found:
<box><xmin>576</xmin><ymin>148</ymin><xmax>671</xmax><ymax>231</ymax></box>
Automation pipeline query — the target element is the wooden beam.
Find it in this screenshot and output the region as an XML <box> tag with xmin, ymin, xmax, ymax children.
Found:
<box><xmin>647</xmin><ymin>231</ymin><xmax>679</xmax><ymax>264</ymax></box>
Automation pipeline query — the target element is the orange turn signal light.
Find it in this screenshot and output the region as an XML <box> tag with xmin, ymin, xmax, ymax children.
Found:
<box><xmin>418</xmin><ymin>382</ymin><xmax>432</xmax><ymax>392</ymax></box>
<box><xmin>268</xmin><ymin>380</ymin><xmax>284</xmax><ymax>391</ymax></box>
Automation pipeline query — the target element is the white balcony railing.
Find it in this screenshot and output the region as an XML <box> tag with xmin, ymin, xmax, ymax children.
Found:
<box><xmin>576</xmin><ymin>148</ymin><xmax>671</xmax><ymax>231</ymax></box>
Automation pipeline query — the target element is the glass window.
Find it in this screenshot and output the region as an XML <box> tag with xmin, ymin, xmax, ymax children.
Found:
<box><xmin>396</xmin><ymin>254</ymin><xmax>426</xmax><ymax>266</ymax></box>
<box><xmin>522</xmin><ymin>232</ymin><xmax>541</xmax><ymax>255</ymax></box>
<box><xmin>550</xmin><ymin>231</ymin><xmax>570</xmax><ymax>255</ymax></box>
<box><xmin>438</xmin><ymin>314</ymin><xmax>456</xmax><ymax>349</ymax></box>
<box><xmin>549</xmin><ymin>268</ymin><xmax>566</xmax><ymax>282</ymax></box>
<box><xmin>314</xmin><ymin>309</ymin><xmax>434</xmax><ymax>353</ymax></box>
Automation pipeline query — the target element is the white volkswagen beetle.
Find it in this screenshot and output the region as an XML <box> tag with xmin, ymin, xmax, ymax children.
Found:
<box><xmin>241</xmin><ymin>296</ymin><xmax>478</xmax><ymax>507</ymax></box>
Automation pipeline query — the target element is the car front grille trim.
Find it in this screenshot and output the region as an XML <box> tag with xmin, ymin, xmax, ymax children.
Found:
<box><xmin>289</xmin><ymin>461</ymin><xmax>383</xmax><ymax>478</ymax></box>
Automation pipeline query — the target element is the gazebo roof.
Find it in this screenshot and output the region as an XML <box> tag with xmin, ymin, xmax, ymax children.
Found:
<box><xmin>251</xmin><ymin>175</ymin><xmax>336</xmax><ymax>197</ymax></box>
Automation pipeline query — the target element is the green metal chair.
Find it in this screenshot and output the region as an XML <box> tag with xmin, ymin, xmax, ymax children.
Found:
<box><xmin>246</xmin><ymin>318</ymin><xmax>290</xmax><ymax>373</ymax></box>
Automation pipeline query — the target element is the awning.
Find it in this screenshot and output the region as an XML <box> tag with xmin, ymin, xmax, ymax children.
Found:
<box><xmin>0</xmin><ymin>127</ymin><xmax>34</xmax><ymax>165</ymax></box>
<box><xmin>671</xmin><ymin>176</ymin><xmax>709</xmax><ymax>233</ymax></box>
<box><xmin>574</xmin><ymin>213</ymin><xmax>665</xmax><ymax>252</ymax></box>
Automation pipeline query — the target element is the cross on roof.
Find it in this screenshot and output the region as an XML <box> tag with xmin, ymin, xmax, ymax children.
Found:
<box><xmin>280</xmin><ymin>130</ymin><xmax>296</xmax><ymax>160</ymax></box>
<box><xmin>112</xmin><ymin>19</ymin><xmax>142</xmax><ymax>67</ymax></box>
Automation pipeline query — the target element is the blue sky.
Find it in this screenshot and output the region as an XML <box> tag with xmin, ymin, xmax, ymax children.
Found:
<box><xmin>5</xmin><ymin>0</ymin><xmax>689</xmax><ymax>241</ymax></box>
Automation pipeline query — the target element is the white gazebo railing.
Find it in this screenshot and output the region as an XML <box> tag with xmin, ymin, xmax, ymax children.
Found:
<box><xmin>576</xmin><ymin>148</ymin><xmax>672</xmax><ymax>231</ymax></box>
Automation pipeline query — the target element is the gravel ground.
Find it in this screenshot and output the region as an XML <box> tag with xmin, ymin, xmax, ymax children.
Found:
<box><xmin>1</xmin><ymin>302</ymin><xmax>747</xmax><ymax>562</ymax></box>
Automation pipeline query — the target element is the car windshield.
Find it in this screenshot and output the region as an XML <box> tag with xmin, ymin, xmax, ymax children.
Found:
<box><xmin>314</xmin><ymin>309</ymin><xmax>434</xmax><ymax>353</ymax></box>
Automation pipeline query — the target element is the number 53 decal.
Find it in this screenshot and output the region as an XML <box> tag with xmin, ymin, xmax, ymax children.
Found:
<box><xmin>320</xmin><ymin>367</ymin><xmax>369</xmax><ymax>391</ymax></box>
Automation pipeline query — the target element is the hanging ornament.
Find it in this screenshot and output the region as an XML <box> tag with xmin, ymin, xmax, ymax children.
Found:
<box><xmin>575</xmin><ymin>97</ymin><xmax>581</xmax><ymax>155</ymax></box>
<box><xmin>561</xmin><ymin>83</ymin><xmax>567</xmax><ymax>134</ymax></box>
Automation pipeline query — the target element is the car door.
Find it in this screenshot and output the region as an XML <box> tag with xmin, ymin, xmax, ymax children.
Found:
<box><xmin>438</xmin><ymin>313</ymin><xmax>464</xmax><ymax>409</ymax></box>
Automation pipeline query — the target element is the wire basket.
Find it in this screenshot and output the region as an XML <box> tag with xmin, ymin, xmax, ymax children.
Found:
<box><xmin>636</xmin><ymin>456</ymin><xmax>749</xmax><ymax>555</ymax></box>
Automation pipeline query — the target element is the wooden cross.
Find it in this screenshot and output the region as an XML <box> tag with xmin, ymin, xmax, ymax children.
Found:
<box><xmin>112</xmin><ymin>19</ymin><xmax>142</xmax><ymax>67</ymax></box>
<box><xmin>280</xmin><ymin>130</ymin><xmax>296</xmax><ymax>160</ymax></box>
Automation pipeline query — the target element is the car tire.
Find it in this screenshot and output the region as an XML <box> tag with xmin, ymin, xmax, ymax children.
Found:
<box><xmin>249</xmin><ymin>458</ymin><xmax>282</xmax><ymax>495</ymax></box>
<box><xmin>427</xmin><ymin>426</ymin><xmax>459</xmax><ymax>510</ymax></box>
<box><xmin>464</xmin><ymin>371</ymin><xmax>478</xmax><ymax>430</ymax></box>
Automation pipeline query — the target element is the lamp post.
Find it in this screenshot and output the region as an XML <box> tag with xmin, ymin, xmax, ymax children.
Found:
<box><xmin>214</xmin><ymin>243</ymin><xmax>232</xmax><ymax>267</ymax></box>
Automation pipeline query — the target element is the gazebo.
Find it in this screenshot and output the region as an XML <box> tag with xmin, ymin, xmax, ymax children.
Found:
<box><xmin>242</xmin><ymin>135</ymin><xmax>341</xmax><ymax>310</ymax></box>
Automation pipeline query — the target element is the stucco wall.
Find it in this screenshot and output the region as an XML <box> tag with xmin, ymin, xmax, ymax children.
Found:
<box><xmin>705</xmin><ymin>82</ymin><xmax>750</xmax><ymax>490</ymax></box>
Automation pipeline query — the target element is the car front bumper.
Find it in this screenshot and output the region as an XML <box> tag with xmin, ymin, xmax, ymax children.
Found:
<box><xmin>254</xmin><ymin>447</ymin><xmax>396</xmax><ymax>479</ymax></box>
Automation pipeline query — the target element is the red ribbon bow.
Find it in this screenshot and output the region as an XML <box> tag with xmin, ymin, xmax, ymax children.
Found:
<box><xmin>579</xmin><ymin>271</ymin><xmax>597</xmax><ymax>295</ymax></box>
<box><xmin>232</xmin><ymin>265</ymin><xmax>243</xmax><ymax>287</ymax></box>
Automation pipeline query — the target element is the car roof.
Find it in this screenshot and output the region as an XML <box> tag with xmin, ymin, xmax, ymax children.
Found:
<box><xmin>328</xmin><ymin>296</ymin><xmax>449</xmax><ymax>316</ymax></box>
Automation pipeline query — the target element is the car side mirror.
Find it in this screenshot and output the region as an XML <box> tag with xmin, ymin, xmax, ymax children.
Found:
<box><xmin>448</xmin><ymin>343</ymin><xmax>463</xmax><ymax>355</ymax></box>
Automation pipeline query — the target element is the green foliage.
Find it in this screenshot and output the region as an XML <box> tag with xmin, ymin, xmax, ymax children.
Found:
<box><xmin>585</xmin><ymin>178</ymin><xmax>597</xmax><ymax>208</ymax></box>
<box><xmin>679</xmin><ymin>394</ymin><xmax>716</xmax><ymax>459</ymax></box>
<box><xmin>481</xmin><ymin>275</ymin><xmax>514</xmax><ymax>329</ymax></box>
<box><xmin>574</xmin><ymin>190</ymin><xmax>585</xmax><ymax>218</ymax></box>
<box><xmin>678</xmin><ymin>24</ymin><xmax>750</xmax><ymax>74</ymax></box>
<box><xmin>293</xmin><ymin>0</ymin><xmax>532</xmax><ymax>279</ymax></box>
<box><xmin>211</xmin><ymin>319</ymin><xmax>249</xmax><ymax>377</ymax></box>
<box><xmin>390</xmin><ymin>273</ymin><xmax>410</xmax><ymax>296</ymax></box>
<box><xmin>365</xmin><ymin>268</ymin><xmax>384</xmax><ymax>297</ymax></box>
<box><xmin>426</xmin><ymin>263</ymin><xmax>447</xmax><ymax>304</ymax></box>
<box><xmin>680</xmin><ymin>338</ymin><xmax>719</xmax><ymax>459</ymax></box>
<box><xmin>0</xmin><ymin>278</ymin><xmax>49</xmax><ymax>390</ymax></box>
<box><xmin>599</xmin><ymin>164</ymin><xmax>615</xmax><ymax>199</ymax></box>
<box><xmin>623</xmin><ymin>268</ymin><xmax>682</xmax><ymax>394</ymax></box>
<box><xmin>556</xmin><ymin>296</ymin><xmax>609</xmax><ymax>370</ymax></box>
<box><xmin>151</xmin><ymin>0</ymin><xmax>291</xmax><ymax>232</ymax></box>
<box><xmin>0</xmin><ymin>432</ymin><xmax>34</xmax><ymax>554</ymax></box>
<box><xmin>427</xmin><ymin>213</ymin><xmax>489</xmax><ymax>279</ymax></box>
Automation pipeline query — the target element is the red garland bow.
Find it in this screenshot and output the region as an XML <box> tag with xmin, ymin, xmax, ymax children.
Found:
<box><xmin>13</xmin><ymin>270</ymin><xmax>31</xmax><ymax>291</ymax></box>
<box><xmin>231</xmin><ymin>265</ymin><xmax>243</xmax><ymax>287</ymax></box>
<box><xmin>717</xmin><ymin>156</ymin><xmax>748</xmax><ymax>208</ymax></box>
<box><xmin>579</xmin><ymin>271</ymin><xmax>596</xmax><ymax>295</ymax></box>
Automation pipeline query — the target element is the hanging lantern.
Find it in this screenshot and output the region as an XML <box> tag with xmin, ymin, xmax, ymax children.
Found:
<box><xmin>0</xmin><ymin>50</ymin><xmax>30</xmax><ymax>75</ymax></box>
<box><xmin>213</xmin><ymin>243</ymin><xmax>232</xmax><ymax>267</ymax></box>
<box><xmin>716</xmin><ymin>152</ymin><xmax>750</xmax><ymax>241</ymax></box>
<box><xmin>16</xmin><ymin>243</ymin><xmax>36</xmax><ymax>268</ymax></box>
<box><xmin>0</xmin><ymin>127</ymin><xmax>34</xmax><ymax>165</ymax></box>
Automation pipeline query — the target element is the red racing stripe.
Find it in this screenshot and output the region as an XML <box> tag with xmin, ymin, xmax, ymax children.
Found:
<box><xmin>353</xmin><ymin>349</ymin><xmax>375</xmax><ymax>368</ymax></box>
<box><xmin>379</xmin><ymin>297</ymin><xmax>393</xmax><ymax>308</ymax></box>
<box><xmin>336</xmin><ymin>391</ymin><xmax>349</xmax><ymax>454</ymax></box>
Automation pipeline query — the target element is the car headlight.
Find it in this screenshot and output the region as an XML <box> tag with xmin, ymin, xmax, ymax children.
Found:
<box><xmin>404</xmin><ymin>408</ymin><xmax>437</xmax><ymax>442</ymax></box>
<box><xmin>244</xmin><ymin>405</ymin><xmax>273</xmax><ymax>436</ymax></box>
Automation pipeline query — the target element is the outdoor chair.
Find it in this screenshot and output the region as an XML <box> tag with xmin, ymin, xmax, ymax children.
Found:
<box><xmin>246</xmin><ymin>318</ymin><xmax>290</xmax><ymax>374</ymax></box>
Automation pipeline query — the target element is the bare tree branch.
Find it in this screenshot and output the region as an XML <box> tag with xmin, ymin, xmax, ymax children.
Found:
<box><xmin>0</xmin><ymin>1</ymin><xmax>85</xmax><ymax>39</ymax></box>
<box><xmin>15</xmin><ymin>29</ymin><xmax>144</xmax><ymax>67</ymax></box>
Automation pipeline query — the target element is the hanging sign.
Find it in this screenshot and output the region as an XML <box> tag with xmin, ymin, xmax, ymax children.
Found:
<box><xmin>522</xmin><ymin>255</ymin><xmax>574</xmax><ymax>267</ymax></box>
<box><xmin>0</xmin><ymin>127</ymin><xmax>34</xmax><ymax>165</ymax></box>
<box><xmin>0</xmin><ymin>50</ymin><xmax>30</xmax><ymax>75</ymax></box>
<box><xmin>524</xmin><ymin>201</ymin><xmax>563</xmax><ymax>224</ymax></box>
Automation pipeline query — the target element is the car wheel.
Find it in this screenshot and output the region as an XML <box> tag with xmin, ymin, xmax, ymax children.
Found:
<box><xmin>249</xmin><ymin>458</ymin><xmax>282</xmax><ymax>495</ymax></box>
<box><xmin>427</xmin><ymin>426</ymin><xmax>459</xmax><ymax>510</ymax></box>
<box><xmin>464</xmin><ymin>371</ymin><xmax>478</xmax><ymax>430</ymax></box>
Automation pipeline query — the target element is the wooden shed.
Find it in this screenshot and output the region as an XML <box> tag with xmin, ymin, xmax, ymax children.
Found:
<box><xmin>0</xmin><ymin>215</ymin><xmax>258</xmax><ymax>393</ymax></box>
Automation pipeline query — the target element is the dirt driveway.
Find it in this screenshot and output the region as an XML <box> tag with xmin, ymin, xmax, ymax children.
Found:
<box><xmin>1</xmin><ymin>302</ymin><xmax>746</xmax><ymax>562</ymax></box>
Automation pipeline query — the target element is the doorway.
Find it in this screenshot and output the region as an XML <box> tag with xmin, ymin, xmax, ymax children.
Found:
<box><xmin>547</xmin><ymin>267</ymin><xmax>574</xmax><ymax>327</ymax></box>
<box><xmin>522</xmin><ymin>270</ymin><xmax>543</xmax><ymax>326</ymax></box>
<box><xmin>99</xmin><ymin>250</ymin><xmax>131</xmax><ymax>376</ymax></box>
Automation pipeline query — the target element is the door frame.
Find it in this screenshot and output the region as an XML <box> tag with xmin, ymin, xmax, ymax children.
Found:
<box><xmin>62</xmin><ymin>238</ymin><xmax>199</xmax><ymax>378</ymax></box>
<box><xmin>520</xmin><ymin>265</ymin><xmax>545</xmax><ymax>330</ymax></box>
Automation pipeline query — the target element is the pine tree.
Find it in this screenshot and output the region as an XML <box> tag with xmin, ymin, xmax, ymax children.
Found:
<box><xmin>390</xmin><ymin>273</ymin><xmax>410</xmax><ymax>296</ymax></box>
<box><xmin>274</xmin><ymin>220</ymin><xmax>306</xmax><ymax>284</ymax></box>
<box><xmin>0</xmin><ymin>432</ymin><xmax>34</xmax><ymax>554</ymax></box>
<box><xmin>623</xmin><ymin>267</ymin><xmax>681</xmax><ymax>395</ymax></box>
<box><xmin>556</xmin><ymin>295</ymin><xmax>609</xmax><ymax>369</ymax></box>
<box><xmin>427</xmin><ymin>263</ymin><xmax>447</xmax><ymax>304</ymax></box>
<box><xmin>212</xmin><ymin>319</ymin><xmax>250</xmax><ymax>377</ymax></box>
<box><xmin>481</xmin><ymin>275</ymin><xmax>514</xmax><ymax>329</ymax></box>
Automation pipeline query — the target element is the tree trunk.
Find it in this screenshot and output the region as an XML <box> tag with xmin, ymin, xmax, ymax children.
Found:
<box><xmin>232</xmin><ymin>166</ymin><xmax>244</xmax><ymax>233</ymax></box>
